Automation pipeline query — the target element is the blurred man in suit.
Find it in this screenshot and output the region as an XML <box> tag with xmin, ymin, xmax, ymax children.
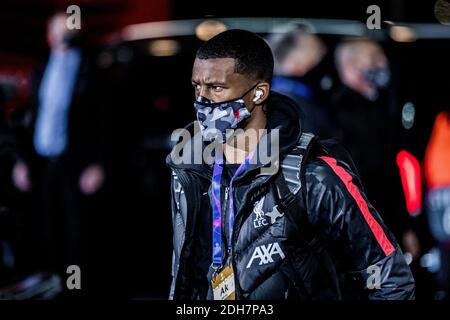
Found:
<box><xmin>332</xmin><ymin>38</ymin><xmax>404</xmax><ymax>238</ymax></box>
<box><xmin>11</xmin><ymin>13</ymin><xmax>107</xmax><ymax>291</ymax></box>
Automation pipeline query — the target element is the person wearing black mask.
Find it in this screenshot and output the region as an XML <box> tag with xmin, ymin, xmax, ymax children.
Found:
<box><xmin>332</xmin><ymin>38</ymin><xmax>402</xmax><ymax>237</ymax></box>
<box><xmin>267</xmin><ymin>24</ymin><xmax>338</xmax><ymax>139</ymax></box>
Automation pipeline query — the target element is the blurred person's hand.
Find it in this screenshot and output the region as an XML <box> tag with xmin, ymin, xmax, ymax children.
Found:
<box><xmin>79</xmin><ymin>164</ymin><xmax>105</xmax><ymax>195</ymax></box>
<box><xmin>12</xmin><ymin>161</ymin><xmax>32</xmax><ymax>192</ymax></box>
<box><xmin>402</xmin><ymin>229</ymin><xmax>421</xmax><ymax>261</ymax></box>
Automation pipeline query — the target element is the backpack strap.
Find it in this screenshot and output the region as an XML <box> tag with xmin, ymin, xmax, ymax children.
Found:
<box><xmin>280</xmin><ymin>132</ymin><xmax>316</xmax><ymax>196</ymax></box>
<box><xmin>274</xmin><ymin>132</ymin><xmax>318</xmax><ymax>244</ymax></box>
<box><xmin>276</xmin><ymin>133</ymin><xmax>344</xmax><ymax>298</ymax></box>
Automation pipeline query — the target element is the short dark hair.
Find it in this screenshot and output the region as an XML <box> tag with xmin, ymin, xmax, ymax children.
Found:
<box><xmin>196</xmin><ymin>29</ymin><xmax>274</xmax><ymax>82</ymax></box>
<box><xmin>268</xmin><ymin>24</ymin><xmax>310</xmax><ymax>65</ymax></box>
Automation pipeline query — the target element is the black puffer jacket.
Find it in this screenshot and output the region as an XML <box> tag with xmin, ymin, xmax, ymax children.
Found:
<box><xmin>166</xmin><ymin>92</ymin><xmax>415</xmax><ymax>300</ymax></box>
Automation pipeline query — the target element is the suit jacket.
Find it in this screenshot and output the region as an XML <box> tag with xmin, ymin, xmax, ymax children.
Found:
<box><xmin>15</xmin><ymin>47</ymin><xmax>109</xmax><ymax>177</ymax></box>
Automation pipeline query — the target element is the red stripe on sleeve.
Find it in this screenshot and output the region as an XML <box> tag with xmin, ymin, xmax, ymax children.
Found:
<box><xmin>319</xmin><ymin>156</ymin><xmax>395</xmax><ymax>257</ymax></box>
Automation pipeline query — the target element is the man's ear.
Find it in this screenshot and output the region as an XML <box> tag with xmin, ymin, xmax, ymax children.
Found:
<box><xmin>252</xmin><ymin>82</ymin><xmax>270</xmax><ymax>105</ymax></box>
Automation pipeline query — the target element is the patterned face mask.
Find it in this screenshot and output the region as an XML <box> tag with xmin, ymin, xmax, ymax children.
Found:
<box><xmin>194</xmin><ymin>84</ymin><xmax>258</xmax><ymax>143</ymax></box>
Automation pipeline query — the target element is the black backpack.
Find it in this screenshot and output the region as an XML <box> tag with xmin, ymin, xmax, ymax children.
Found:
<box><xmin>274</xmin><ymin>132</ymin><xmax>363</xmax><ymax>299</ymax></box>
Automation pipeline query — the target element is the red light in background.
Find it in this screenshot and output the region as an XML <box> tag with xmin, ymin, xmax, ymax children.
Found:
<box><xmin>396</xmin><ymin>150</ymin><xmax>422</xmax><ymax>217</ymax></box>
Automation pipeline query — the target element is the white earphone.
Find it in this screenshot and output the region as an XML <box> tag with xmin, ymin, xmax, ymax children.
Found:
<box><xmin>253</xmin><ymin>89</ymin><xmax>263</xmax><ymax>102</ymax></box>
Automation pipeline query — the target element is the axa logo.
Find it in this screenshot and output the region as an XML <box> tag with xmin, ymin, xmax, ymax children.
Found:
<box><xmin>246</xmin><ymin>242</ymin><xmax>285</xmax><ymax>268</ymax></box>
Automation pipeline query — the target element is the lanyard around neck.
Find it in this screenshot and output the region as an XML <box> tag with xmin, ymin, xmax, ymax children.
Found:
<box><xmin>211</xmin><ymin>152</ymin><xmax>254</xmax><ymax>269</ymax></box>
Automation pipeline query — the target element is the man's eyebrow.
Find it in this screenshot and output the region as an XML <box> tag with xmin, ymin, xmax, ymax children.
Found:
<box><xmin>191</xmin><ymin>79</ymin><xmax>227</xmax><ymax>86</ymax></box>
<box><xmin>206</xmin><ymin>81</ymin><xmax>227</xmax><ymax>86</ymax></box>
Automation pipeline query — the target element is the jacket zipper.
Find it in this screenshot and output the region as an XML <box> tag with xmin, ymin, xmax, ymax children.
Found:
<box><xmin>224</xmin><ymin>185</ymin><xmax>241</xmax><ymax>299</ymax></box>
<box><xmin>223</xmin><ymin>186</ymin><xmax>230</xmax><ymax>255</ymax></box>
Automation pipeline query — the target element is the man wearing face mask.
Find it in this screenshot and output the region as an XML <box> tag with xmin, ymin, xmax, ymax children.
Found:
<box><xmin>332</xmin><ymin>39</ymin><xmax>403</xmax><ymax>237</ymax></box>
<box><xmin>167</xmin><ymin>29</ymin><xmax>414</xmax><ymax>300</ymax></box>
<box><xmin>267</xmin><ymin>24</ymin><xmax>338</xmax><ymax>139</ymax></box>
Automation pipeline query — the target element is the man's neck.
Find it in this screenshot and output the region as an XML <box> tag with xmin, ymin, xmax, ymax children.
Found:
<box><xmin>223</xmin><ymin>106</ymin><xmax>267</xmax><ymax>164</ymax></box>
